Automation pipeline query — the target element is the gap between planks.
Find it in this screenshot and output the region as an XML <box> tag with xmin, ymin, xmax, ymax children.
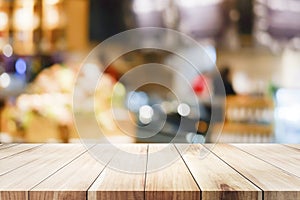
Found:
<box><xmin>205</xmin><ymin>143</ymin><xmax>300</xmax><ymax>200</ymax></box>
<box><xmin>175</xmin><ymin>144</ymin><xmax>262</xmax><ymax>200</ymax></box>
<box><xmin>30</xmin><ymin>144</ymin><xmax>118</xmax><ymax>200</ymax></box>
<box><xmin>232</xmin><ymin>144</ymin><xmax>300</xmax><ymax>178</ymax></box>
<box><xmin>0</xmin><ymin>144</ymin><xmax>89</xmax><ymax>200</ymax></box>
<box><xmin>0</xmin><ymin>144</ymin><xmax>43</xmax><ymax>160</ymax></box>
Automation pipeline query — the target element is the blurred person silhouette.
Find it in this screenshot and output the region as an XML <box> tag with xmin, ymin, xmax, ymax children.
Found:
<box><xmin>220</xmin><ymin>66</ymin><xmax>236</xmax><ymax>95</ymax></box>
<box><xmin>208</xmin><ymin>66</ymin><xmax>236</xmax><ymax>125</ymax></box>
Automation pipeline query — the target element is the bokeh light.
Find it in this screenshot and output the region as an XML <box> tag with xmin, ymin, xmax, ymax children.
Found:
<box><xmin>15</xmin><ymin>58</ymin><xmax>27</xmax><ymax>74</ymax></box>
<box><xmin>177</xmin><ymin>103</ymin><xmax>191</xmax><ymax>117</ymax></box>
<box><xmin>2</xmin><ymin>44</ymin><xmax>13</xmax><ymax>57</ymax></box>
<box><xmin>0</xmin><ymin>73</ymin><xmax>11</xmax><ymax>88</ymax></box>
<box><xmin>139</xmin><ymin>105</ymin><xmax>154</xmax><ymax>124</ymax></box>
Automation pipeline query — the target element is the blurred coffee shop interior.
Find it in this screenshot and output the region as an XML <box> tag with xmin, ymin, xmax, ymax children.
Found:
<box><xmin>0</xmin><ymin>0</ymin><xmax>300</xmax><ymax>144</ymax></box>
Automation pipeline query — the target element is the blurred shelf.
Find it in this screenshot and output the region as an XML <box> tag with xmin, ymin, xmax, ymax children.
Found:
<box><xmin>210</xmin><ymin>95</ymin><xmax>275</xmax><ymax>143</ymax></box>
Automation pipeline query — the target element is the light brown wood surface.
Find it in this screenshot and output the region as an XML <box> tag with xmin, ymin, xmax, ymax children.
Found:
<box><xmin>285</xmin><ymin>144</ymin><xmax>300</xmax><ymax>150</ymax></box>
<box><xmin>0</xmin><ymin>143</ymin><xmax>17</xmax><ymax>150</ymax></box>
<box><xmin>0</xmin><ymin>144</ymin><xmax>47</xmax><ymax>176</ymax></box>
<box><xmin>0</xmin><ymin>144</ymin><xmax>299</xmax><ymax>200</ymax></box>
<box><xmin>207</xmin><ymin>144</ymin><xmax>300</xmax><ymax>200</ymax></box>
<box><xmin>0</xmin><ymin>144</ymin><xmax>42</xmax><ymax>160</ymax></box>
<box><xmin>30</xmin><ymin>145</ymin><xmax>115</xmax><ymax>200</ymax></box>
<box><xmin>145</xmin><ymin>144</ymin><xmax>200</xmax><ymax>200</ymax></box>
<box><xmin>176</xmin><ymin>144</ymin><xmax>261</xmax><ymax>200</ymax></box>
<box><xmin>89</xmin><ymin>144</ymin><xmax>147</xmax><ymax>200</ymax></box>
<box><xmin>0</xmin><ymin>144</ymin><xmax>87</xmax><ymax>200</ymax></box>
<box><xmin>233</xmin><ymin>144</ymin><xmax>300</xmax><ymax>178</ymax></box>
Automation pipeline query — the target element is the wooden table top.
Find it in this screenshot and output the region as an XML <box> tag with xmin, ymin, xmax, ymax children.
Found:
<box><xmin>0</xmin><ymin>143</ymin><xmax>299</xmax><ymax>200</ymax></box>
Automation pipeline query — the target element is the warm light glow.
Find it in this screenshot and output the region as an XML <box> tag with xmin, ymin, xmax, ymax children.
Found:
<box><xmin>13</xmin><ymin>1</ymin><xmax>39</xmax><ymax>30</ymax></box>
<box><xmin>0</xmin><ymin>73</ymin><xmax>11</xmax><ymax>88</ymax></box>
<box><xmin>45</xmin><ymin>0</ymin><xmax>60</xmax><ymax>5</ymax></box>
<box><xmin>113</xmin><ymin>82</ymin><xmax>126</xmax><ymax>97</ymax></box>
<box><xmin>82</xmin><ymin>63</ymin><xmax>100</xmax><ymax>79</ymax></box>
<box><xmin>0</xmin><ymin>11</ymin><xmax>8</xmax><ymax>30</ymax></box>
<box><xmin>44</xmin><ymin>6</ymin><xmax>60</xmax><ymax>29</ymax></box>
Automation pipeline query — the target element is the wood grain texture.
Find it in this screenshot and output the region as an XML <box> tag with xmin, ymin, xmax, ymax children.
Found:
<box><xmin>284</xmin><ymin>144</ymin><xmax>300</xmax><ymax>150</ymax></box>
<box><xmin>0</xmin><ymin>143</ymin><xmax>18</xmax><ymax>150</ymax></box>
<box><xmin>233</xmin><ymin>144</ymin><xmax>300</xmax><ymax>178</ymax></box>
<box><xmin>0</xmin><ymin>144</ymin><xmax>87</xmax><ymax>200</ymax></box>
<box><xmin>0</xmin><ymin>191</ymin><xmax>27</xmax><ymax>200</ymax></box>
<box><xmin>0</xmin><ymin>144</ymin><xmax>41</xmax><ymax>160</ymax></box>
<box><xmin>0</xmin><ymin>144</ymin><xmax>46</xmax><ymax>176</ymax></box>
<box><xmin>30</xmin><ymin>145</ymin><xmax>116</xmax><ymax>200</ymax></box>
<box><xmin>207</xmin><ymin>144</ymin><xmax>300</xmax><ymax>200</ymax></box>
<box><xmin>88</xmin><ymin>144</ymin><xmax>148</xmax><ymax>200</ymax></box>
<box><xmin>0</xmin><ymin>144</ymin><xmax>299</xmax><ymax>200</ymax></box>
<box><xmin>145</xmin><ymin>144</ymin><xmax>200</xmax><ymax>200</ymax></box>
<box><xmin>176</xmin><ymin>144</ymin><xmax>262</xmax><ymax>200</ymax></box>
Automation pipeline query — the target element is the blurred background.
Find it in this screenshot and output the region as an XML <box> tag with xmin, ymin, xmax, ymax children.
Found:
<box><xmin>0</xmin><ymin>0</ymin><xmax>300</xmax><ymax>143</ymax></box>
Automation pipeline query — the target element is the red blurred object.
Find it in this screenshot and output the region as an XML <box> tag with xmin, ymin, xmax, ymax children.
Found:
<box><xmin>104</xmin><ymin>65</ymin><xmax>119</xmax><ymax>81</ymax></box>
<box><xmin>192</xmin><ymin>75</ymin><xmax>206</xmax><ymax>94</ymax></box>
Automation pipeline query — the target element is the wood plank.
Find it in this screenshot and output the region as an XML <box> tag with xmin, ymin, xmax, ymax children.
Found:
<box><xmin>0</xmin><ymin>144</ymin><xmax>41</xmax><ymax>160</ymax></box>
<box><xmin>0</xmin><ymin>143</ymin><xmax>18</xmax><ymax>150</ymax></box>
<box><xmin>88</xmin><ymin>144</ymin><xmax>148</xmax><ymax>200</ymax></box>
<box><xmin>233</xmin><ymin>144</ymin><xmax>300</xmax><ymax>178</ymax></box>
<box><xmin>284</xmin><ymin>144</ymin><xmax>300</xmax><ymax>150</ymax></box>
<box><xmin>207</xmin><ymin>144</ymin><xmax>300</xmax><ymax>200</ymax></box>
<box><xmin>145</xmin><ymin>144</ymin><xmax>200</xmax><ymax>200</ymax></box>
<box><xmin>30</xmin><ymin>145</ymin><xmax>116</xmax><ymax>200</ymax></box>
<box><xmin>176</xmin><ymin>144</ymin><xmax>262</xmax><ymax>200</ymax></box>
<box><xmin>0</xmin><ymin>144</ymin><xmax>87</xmax><ymax>200</ymax></box>
<box><xmin>0</xmin><ymin>145</ymin><xmax>49</xmax><ymax>176</ymax></box>
<box><xmin>0</xmin><ymin>143</ymin><xmax>299</xmax><ymax>200</ymax></box>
